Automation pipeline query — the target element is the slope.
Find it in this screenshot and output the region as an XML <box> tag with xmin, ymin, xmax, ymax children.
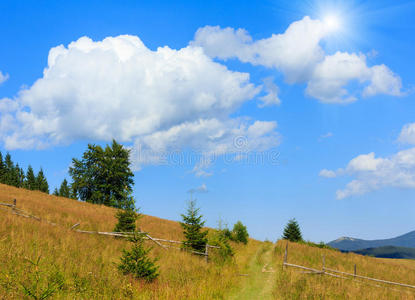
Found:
<box><xmin>0</xmin><ymin>184</ymin><xmax>247</xmax><ymax>299</ymax></box>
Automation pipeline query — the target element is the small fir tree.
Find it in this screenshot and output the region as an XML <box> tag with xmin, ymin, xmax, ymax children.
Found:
<box><xmin>118</xmin><ymin>233</ymin><xmax>159</xmax><ymax>282</ymax></box>
<box><xmin>282</xmin><ymin>218</ymin><xmax>303</xmax><ymax>242</ymax></box>
<box><xmin>114</xmin><ymin>209</ymin><xmax>139</xmax><ymax>233</ymax></box>
<box><xmin>180</xmin><ymin>200</ymin><xmax>208</xmax><ymax>252</ymax></box>
<box><xmin>53</xmin><ymin>188</ymin><xmax>59</xmax><ymax>196</ymax></box>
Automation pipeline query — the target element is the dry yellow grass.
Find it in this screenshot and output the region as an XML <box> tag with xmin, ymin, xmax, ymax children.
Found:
<box><xmin>272</xmin><ymin>240</ymin><xmax>415</xmax><ymax>299</ymax></box>
<box><xmin>2</xmin><ymin>183</ymin><xmax>415</xmax><ymax>299</ymax></box>
<box><xmin>0</xmin><ymin>184</ymin><xmax>247</xmax><ymax>299</ymax></box>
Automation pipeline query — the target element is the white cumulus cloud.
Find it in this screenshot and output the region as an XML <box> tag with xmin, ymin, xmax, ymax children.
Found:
<box><xmin>0</xmin><ymin>35</ymin><xmax>280</xmax><ymax>173</ymax></box>
<box><xmin>398</xmin><ymin>122</ymin><xmax>415</xmax><ymax>145</ymax></box>
<box><xmin>321</xmin><ymin>124</ymin><xmax>415</xmax><ymax>199</ymax></box>
<box><xmin>192</xmin><ymin>17</ymin><xmax>403</xmax><ymax>103</ymax></box>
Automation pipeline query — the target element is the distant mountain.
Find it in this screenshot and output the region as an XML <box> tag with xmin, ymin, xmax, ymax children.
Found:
<box><xmin>328</xmin><ymin>231</ymin><xmax>415</xmax><ymax>251</ymax></box>
<box><xmin>352</xmin><ymin>246</ymin><xmax>415</xmax><ymax>259</ymax></box>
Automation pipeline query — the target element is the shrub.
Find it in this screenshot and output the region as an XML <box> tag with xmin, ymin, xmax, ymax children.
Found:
<box><xmin>208</xmin><ymin>229</ymin><xmax>234</xmax><ymax>264</ymax></box>
<box><xmin>232</xmin><ymin>221</ymin><xmax>249</xmax><ymax>244</ymax></box>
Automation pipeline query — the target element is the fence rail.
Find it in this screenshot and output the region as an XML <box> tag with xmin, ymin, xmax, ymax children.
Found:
<box><xmin>282</xmin><ymin>243</ymin><xmax>415</xmax><ymax>291</ymax></box>
<box><xmin>1</xmin><ymin>199</ymin><xmax>220</xmax><ymax>261</ymax></box>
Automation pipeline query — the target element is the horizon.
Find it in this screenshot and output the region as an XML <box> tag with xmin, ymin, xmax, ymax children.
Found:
<box><xmin>1</xmin><ymin>0</ymin><xmax>414</xmax><ymax>243</ymax></box>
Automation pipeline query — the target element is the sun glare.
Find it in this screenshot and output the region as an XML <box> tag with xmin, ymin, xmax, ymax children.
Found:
<box><xmin>324</xmin><ymin>15</ymin><xmax>340</xmax><ymax>32</ymax></box>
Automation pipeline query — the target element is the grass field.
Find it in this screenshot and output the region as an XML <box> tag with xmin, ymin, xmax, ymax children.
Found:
<box><xmin>1</xmin><ymin>183</ymin><xmax>415</xmax><ymax>299</ymax></box>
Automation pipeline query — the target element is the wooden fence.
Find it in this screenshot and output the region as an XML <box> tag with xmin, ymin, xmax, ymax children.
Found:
<box><xmin>0</xmin><ymin>199</ymin><xmax>220</xmax><ymax>262</ymax></box>
<box><xmin>282</xmin><ymin>243</ymin><xmax>415</xmax><ymax>291</ymax></box>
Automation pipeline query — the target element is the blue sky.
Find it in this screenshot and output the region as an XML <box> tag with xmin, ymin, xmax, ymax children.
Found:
<box><xmin>1</xmin><ymin>0</ymin><xmax>415</xmax><ymax>242</ymax></box>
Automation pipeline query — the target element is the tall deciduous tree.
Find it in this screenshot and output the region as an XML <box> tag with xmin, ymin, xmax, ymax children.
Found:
<box><xmin>69</xmin><ymin>140</ymin><xmax>134</xmax><ymax>209</ymax></box>
<box><xmin>180</xmin><ymin>200</ymin><xmax>208</xmax><ymax>252</ymax></box>
<box><xmin>282</xmin><ymin>218</ymin><xmax>303</xmax><ymax>242</ymax></box>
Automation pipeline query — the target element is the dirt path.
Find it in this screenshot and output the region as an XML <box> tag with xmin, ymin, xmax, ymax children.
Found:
<box><xmin>228</xmin><ymin>243</ymin><xmax>276</xmax><ymax>300</ymax></box>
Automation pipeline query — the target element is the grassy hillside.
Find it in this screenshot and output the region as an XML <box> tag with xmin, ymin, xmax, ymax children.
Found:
<box><xmin>273</xmin><ymin>241</ymin><xmax>415</xmax><ymax>299</ymax></box>
<box><xmin>0</xmin><ymin>184</ymin><xmax>261</xmax><ymax>299</ymax></box>
<box><xmin>2</xmin><ymin>184</ymin><xmax>415</xmax><ymax>299</ymax></box>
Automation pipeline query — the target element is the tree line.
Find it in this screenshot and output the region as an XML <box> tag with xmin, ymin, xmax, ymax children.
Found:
<box><xmin>0</xmin><ymin>151</ymin><xmax>49</xmax><ymax>193</ymax></box>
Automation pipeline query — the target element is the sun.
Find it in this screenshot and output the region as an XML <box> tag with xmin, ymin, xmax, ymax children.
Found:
<box><xmin>323</xmin><ymin>15</ymin><xmax>341</xmax><ymax>32</ymax></box>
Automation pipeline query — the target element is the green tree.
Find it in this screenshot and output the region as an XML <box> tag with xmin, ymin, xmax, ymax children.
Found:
<box><xmin>36</xmin><ymin>169</ymin><xmax>49</xmax><ymax>194</ymax></box>
<box><xmin>118</xmin><ymin>233</ymin><xmax>159</xmax><ymax>282</ymax></box>
<box><xmin>69</xmin><ymin>140</ymin><xmax>134</xmax><ymax>209</ymax></box>
<box><xmin>180</xmin><ymin>200</ymin><xmax>208</xmax><ymax>252</ymax></box>
<box><xmin>53</xmin><ymin>188</ymin><xmax>59</xmax><ymax>196</ymax></box>
<box><xmin>25</xmin><ymin>165</ymin><xmax>37</xmax><ymax>190</ymax></box>
<box><xmin>0</xmin><ymin>151</ymin><xmax>5</xmax><ymax>183</ymax></box>
<box><xmin>282</xmin><ymin>218</ymin><xmax>303</xmax><ymax>242</ymax></box>
<box><xmin>9</xmin><ymin>162</ymin><xmax>21</xmax><ymax>187</ymax></box>
<box><xmin>232</xmin><ymin>221</ymin><xmax>249</xmax><ymax>244</ymax></box>
<box><xmin>3</xmin><ymin>153</ymin><xmax>14</xmax><ymax>185</ymax></box>
<box><xmin>114</xmin><ymin>208</ymin><xmax>139</xmax><ymax>233</ymax></box>
<box><xmin>208</xmin><ymin>220</ymin><xmax>234</xmax><ymax>263</ymax></box>
<box><xmin>16</xmin><ymin>164</ymin><xmax>25</xmax><ymax>187</ymax></box>
<box><xmin>58</xmin><ymin>179</ymin><xmax>71</xmax><ymax>198</ymax></box>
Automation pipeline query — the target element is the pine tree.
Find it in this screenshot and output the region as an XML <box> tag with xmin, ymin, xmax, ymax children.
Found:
<box><xmin>114</xmin><ymin>209</ymin><xmax>139</xmax><ymax>233</ymax></box>
<box><xmin>53</xmin><ymin>188</ymin><xmax>59</xmax><ymax>196</ymax></box>
<box><xmin>25</xmin><ymin>165</ymin><xmax>37</xmax><ymax>190</ymax></box>
<box><xmin>0</xmin><ymin>151</ymin><xmax>5</xmax><ymax>183</ymax></box>
<box><xmin>232</xmin><ymin>221</ymin><xmax>249</xmax><ymax>244</ymax></box>
<box><xmin>3</xmin><ymin>153</ymin><xmax>14</xmax><ymax>185</ymax></box>
<box><xmin>282</xmin><ymin>218</ymin><xmax>303</xmax><ymax>242</ymax></box>
<box><xmin>9</xmin><ymin>162</ymin><xmax>20</xmax><ymax>187</ymax></box>
<box><xmin>118</xmin><ymin>233</ymin><xmax>159</xmax><ymax>282</ymax></box>
<box><xmin>36</xmin><ymin>169</ymin><xmax>49</xmax><ymax>194</ymax></box>
<box><xmin>58</xmin><ymin>179</ymin><xmax>71</xmax><ymax>198</ymax></box>
<box><xmin>180</xmin><ymin>200</ymin><xmax>208</xmax><ymax>252</ymax></box>
<box><xmin>16</xmin><ymin>164</ymin><xmax>25</xmax><ymax>187</ymax></box>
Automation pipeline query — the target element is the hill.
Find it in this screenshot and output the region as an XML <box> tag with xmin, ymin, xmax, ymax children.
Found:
<box><xmin>352</xmin><ymin>246</ymin><xmax>415</xmax><ymax>259</ymax></box>
<box><xmin>0</xmin><ymin>183</ymin><xmax>262</xmax><ymax>299</ymax></box>
<box><xmin>2</xmin><ymin>184</ymin><xmax>415</xmax><ymax>299</ymax></box>
<box><xmin>328</xmin><ymin>231</ymin><xmax>415</xmax><ymax>251</ymax></box>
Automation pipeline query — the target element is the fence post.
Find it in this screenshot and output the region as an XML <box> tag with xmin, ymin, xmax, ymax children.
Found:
<box><xmin>354</xmin><ymin>264</ymin><xmax>356</xmax><ymax>278</ymax></box>
<box><xmin>322</xmin><ymin>254</ymin><xmax>325</xmax><ymax>274</ymax></box>
<box><xmin>13</xmin><ymin>199</ymin><xmax>16</xmax><ymax>207</ymax></box>
<box><xmin>283</xmin><ymin>242</ymin><xmax>288</xmax><ymax>269</ymax></box>
<box><xmin>205</xmin><ymin>244</ymin><xmax>209</xmax><ymax>263</ymax></box>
